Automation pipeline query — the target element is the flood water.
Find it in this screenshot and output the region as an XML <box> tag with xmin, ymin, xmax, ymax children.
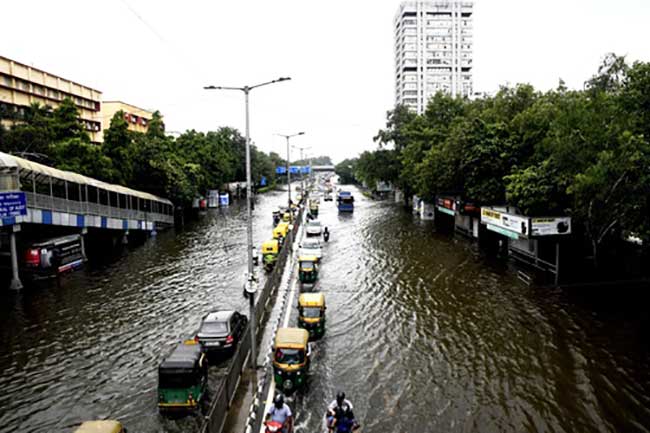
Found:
<box><xmin>2</xmin><ymin>186</ymin><xmax>650</xmax><ymax>433</ymax></box>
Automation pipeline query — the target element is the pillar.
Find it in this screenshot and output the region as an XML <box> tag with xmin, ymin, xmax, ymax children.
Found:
<box><xmin>80</xmin><ymin>227</ymin><xmax>88</xmax><ymax>261</ymax></box>
<box><xmin>9</xmin><ymin>225</ymin><xmax>22</xmax><ymax>290</ymax></box>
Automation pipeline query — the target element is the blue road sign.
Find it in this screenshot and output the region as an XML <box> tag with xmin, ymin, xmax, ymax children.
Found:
<box><xmin>276</xmin><ymin>166</ymin><xmax>287</xmax><ymax>174</ymax></box>
<box><xmin>301</xmin><ymin>166</ymin><xmax>311</xmax><ymax>174</ymax></box>
<box><xmin>290</xmin><ymin>166</ymin><xmax>300</xmax><ymax>174</ymax></box>
<box><xmin>260</xmin><ymin>176</ymin><xmax>267</xmax><ymax>186</ymax></box>
<box><xmin>0</xmin><ymin>192</ymin><xmax>27</xmax><ymax>218</ymax></box>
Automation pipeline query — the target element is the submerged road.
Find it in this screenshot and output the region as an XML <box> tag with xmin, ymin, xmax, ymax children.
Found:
<box><xmin>1</xmin><ymin>185</ymin><xmax>650</xmax><ymax>432</ymax></box>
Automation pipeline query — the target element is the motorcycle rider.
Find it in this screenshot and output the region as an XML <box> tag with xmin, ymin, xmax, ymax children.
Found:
<box><xmin>265</xmin><ymin>393</ymin><xmax>293</xmax><ymax>433</ymax></box>
<box><xmin>327</xmin><ymin>392</ymin><xmax>356</xmax><ymax>431</ymax></box>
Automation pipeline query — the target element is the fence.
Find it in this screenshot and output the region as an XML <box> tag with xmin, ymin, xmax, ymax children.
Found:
<box><xmin>199</xmin><ymin>206</ymin><xmax>304</xmax><ymax>433</ymax></box>
<box><xmin>23</xmin><ymin>191</ymin><xmax>174</xmax><ymax>226</ymax></box>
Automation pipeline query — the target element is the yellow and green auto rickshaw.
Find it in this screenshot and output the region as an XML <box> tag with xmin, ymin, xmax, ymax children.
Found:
<box><xmin>262</xmin><ymin>239</ymin><xmax>279</xmax><ymax>272</ymax></box>
<box><xmin>158</xmin><ymin>340</ymin><xmax>208</xmax><ymax>413</ymax></box>
<box><xmin>298</xmin><ymin>292</ymin><xmax>326</xmax><ymax>339</ymax></box>
<box><xmin>309</xmin><ymin>199</ymin><xmax>319</xmax><ymax>218</ymax></box>
<box><xmin>74</xmin><ymin>421</ymin><xmax>126</xmax><ymax>433</ymax></box>
<box><xmin>273</xmin><ymin>327</ymin><xmax>311</xmax><ymax>392</ymax></box>
<box><xmin>298</xmin><ymin>255</ymin><xmax>319</xmax><ymax>285</ymax></box>
<box><xmin>282</xmin><ymin>211</ymin><xmax>292</xmax><ymax>222</ymax></box>
<box><xmin>273</xmin><ymin>222</ymin><xmax>290</xmax><ymax>247</ymax></box>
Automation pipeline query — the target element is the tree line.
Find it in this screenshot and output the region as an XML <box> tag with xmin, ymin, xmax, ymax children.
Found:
<box><xmin>0</xmin><ymin>99</ymin><xmax>285</xmax><ymax>207</ymax></box>
<box><xmin>338</xmin><ymin>54</ymin><xmax>650</xmax><ymax>264</ymax></box>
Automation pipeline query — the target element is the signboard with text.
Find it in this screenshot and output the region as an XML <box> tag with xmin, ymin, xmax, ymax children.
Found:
<box><xmin>531</xmin><ymin>217</ymin><xmax>572</xmax><ymax>236</ymax></box>
<box><xmin>481</xmin><ymin>208</ymin><xmax>529</xmax><ymax>238</ymax></box>
<box><xmin>0</xmin><ymin>192</ymin><xmax>27</xmax><ymax>218</ymax></box>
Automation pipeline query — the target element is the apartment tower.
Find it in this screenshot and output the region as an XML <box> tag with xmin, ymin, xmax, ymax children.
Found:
<box><xmin>394</xmin><ymin>1</ymin><xmax>474</xmax><ymax>113</ymax></box>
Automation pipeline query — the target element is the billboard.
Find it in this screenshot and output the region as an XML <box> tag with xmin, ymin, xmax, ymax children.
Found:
<box><xmin>530</xmin><ymin>217</ymin><xmax>572</xmax><ymax>236</ymax></box>
<box><xmin>481</xmin><ymin>208</ymin><xmax>529</xmax><ymax>237</ymax></box>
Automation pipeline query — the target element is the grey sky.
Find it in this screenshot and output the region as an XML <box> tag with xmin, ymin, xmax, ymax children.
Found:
<box><xmin>2</xmin><ymin>0</ymin><xmax>649</xmax><ymax>163</ymax></box>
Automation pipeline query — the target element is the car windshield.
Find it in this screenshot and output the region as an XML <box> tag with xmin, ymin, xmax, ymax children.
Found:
<box><xmin>275</xmin><ymin>348</ymin><xmax>305</xmax><ymax>365</ymax></box>
<box><xmin>303</xmin><ymin>239</ymin><xmax>320</xmax><ymax>248</ymax></box>
<box><xmin>301</xmin><ymin>307</ymin><xmax>321</xmax><ymax>318</ymax></box>
<box><xmin>300</xmin><ymin>261</ymin><xmax>314</xmax><ymax>269</ymax></box>
<box><xmin>308</xmin><ymin>221</ymin><xmax>321</xmax><ymax>228</ymax></box>
<box><xmin>201</xmin><ymin>321</ymin><xmax>228</xmax><ymax>334</ymax></box>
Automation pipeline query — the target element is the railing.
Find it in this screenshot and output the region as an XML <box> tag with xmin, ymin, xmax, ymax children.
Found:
<box><xmin>23</xmin><ymin>191</ymin><xmax>174</xmax><ymax>226</ymax></box>
<box><xmin>199</xmin><ymin>206</ymin><xmax>304</xmax><ymax>433</ymax></box>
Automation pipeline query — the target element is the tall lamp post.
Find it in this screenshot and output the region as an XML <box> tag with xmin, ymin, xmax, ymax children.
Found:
<box><xmin>204</xmin><ymin>77</ymin><xmax>290</xmax><ymax>372</ymax></box>
<box><xmin>276</xmin><ymin>132</ymin><xmax>305</xmax><ymax>212</ymax></box>
<box><xmin>293</xmin><ymin>145</ymin><xmax>311</xmax><ymax>193</ymax></box>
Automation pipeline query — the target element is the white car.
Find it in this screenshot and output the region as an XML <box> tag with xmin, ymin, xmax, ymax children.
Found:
<box><xmin>305</xmin><ymin>220</ymin><xmax>323</xmax><ymax>237</ymax></box>
<box><xmin>299</xmin><ymin>238</ymin><xmax>323</xmax><ymax>261</ymax></box>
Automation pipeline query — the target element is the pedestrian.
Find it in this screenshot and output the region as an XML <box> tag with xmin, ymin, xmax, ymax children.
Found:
<box><xmin>323</xmin><ymin>227</ymin><xmax>330</xmax><ymax>242</ymax></box>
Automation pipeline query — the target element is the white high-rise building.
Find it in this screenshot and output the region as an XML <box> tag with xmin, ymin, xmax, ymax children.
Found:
<box><xmin>394</xmin><ymin>1</ymin><xmax>474</xmax><ymax>113</ymax></box>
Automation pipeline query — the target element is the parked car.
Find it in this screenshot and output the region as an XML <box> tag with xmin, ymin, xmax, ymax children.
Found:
<box><xmin>196</xmin><ymin>311</ymin><xmax>248</xmax><ymax>357</ymax></box>
<box><xmin>305</xmin><ymin>220</ymin><xmax>323</xmax><ymax>237</ymax></box>
<box><xmin>299</xmin><ymin>238</ymin><xmax>322</xmax><ymax>262</ymax></box>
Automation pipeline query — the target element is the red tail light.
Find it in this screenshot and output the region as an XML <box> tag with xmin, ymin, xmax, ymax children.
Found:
<box><xmin>24</xmin><ymin>249</ymin><xmax>40</xmax><ymax>265</ymax></box>
<box><xmin>226</xmin><ymin>335</ymin><xmax>234</xmax><ymax>344</ymax></box>
<box><xmin>194</xmin><ymin>335</ymin><xmax>199</xmax><ymax>343</ymax></box>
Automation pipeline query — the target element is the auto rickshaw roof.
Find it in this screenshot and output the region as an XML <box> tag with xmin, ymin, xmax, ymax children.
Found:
<box><xmin>298</xmin><ymin>292</ymin><xmax>325</xmax><ymax>307</ymax></box>
<box><xmin>262</xmin><ymin>239</ymin><xmax>279</xmax><ymax>249</ymax></box>
<box><xmin>298</xmin><ymin>255</ymin><xmax>318</xmax><ymax>262</ymax></box>
<box><xmin>74</xmin><ymin>420</ymin><xmax>123</xmax><ymax>433</ymax></box>
<box><xmin>159</xmin><ymin>341</ymin><xmax>203</xmax><ymax>370</ymax></box>
<box><xmin>275</xmin><ymin>327</ymin><xmax>309</xmax><ymax>348</ymax></box>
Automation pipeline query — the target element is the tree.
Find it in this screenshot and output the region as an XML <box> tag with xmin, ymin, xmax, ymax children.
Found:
<box><xmin>103</xmin><ymin>111</ymin><xmax>134</xmax><ymax>185</ymax></box>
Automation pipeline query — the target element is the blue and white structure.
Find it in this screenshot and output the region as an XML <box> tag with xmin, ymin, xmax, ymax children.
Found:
<box><xmin>0</xmin><ymin>151</ymin><xmax>174</xmax><ymax>289</ymax></box>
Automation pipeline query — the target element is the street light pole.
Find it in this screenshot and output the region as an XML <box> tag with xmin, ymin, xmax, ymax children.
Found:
<box><xmin>204</xmin><ymin>77</ymin><xmax>290</xmax><ymax>374</ymax></box>
<box><xmin>275</xmin><ymin>132</ymin><xmax>305</xmax><ymax>214</ymax></box>
<box><xmin>292</xmin><ymin>145</ymin><xmax>311</xmax><ymax>194</ymax></box>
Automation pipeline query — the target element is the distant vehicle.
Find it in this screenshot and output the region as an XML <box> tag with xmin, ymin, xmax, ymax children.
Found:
<box><xmin>158</xmin><ymin>340</ymin><xmax>208</xmax><ymax>413</ymax></box>
<box><xmin>299</xmin><ymin>238</ymin><xmax>322</xmax><ymax>262</ymax></box>
<box><xmin>337</xmin><ymin>191</ymin><xmax>354</xmax><ymax>213</ymax></box>
<box><xmin>74</xmin><ymin>420</ymin><xmax>126</xmax><ymax>433</ymax></box>
<box><xmin>196</xmin><ymin>310</ymin><xmax>248</xmax><ymax>356</ymax></box>
<box><xmin>305</xmin><ymin>220</ymin><xmax>323</xmax><ymax>237</ymax></box>
<box><xmin>262</xmin><ymin>239</ymin><xmax>280</xmax><ymax>272</ymax></box>
<box><xmin>21</xmin><ymin>234</ymin><xmax>85</xmax><ymax>279</ymax></box>
<box><xmin>298</xmin><ymin>292</ymin><xmax>326</xmax><ymax>340</ymax></box>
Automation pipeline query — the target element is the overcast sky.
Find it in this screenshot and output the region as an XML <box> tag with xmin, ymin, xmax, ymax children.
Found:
<box><xmin>3</xmin><ymin>0</ymin><xmax>649</xmax><ymax>163</ymax></box>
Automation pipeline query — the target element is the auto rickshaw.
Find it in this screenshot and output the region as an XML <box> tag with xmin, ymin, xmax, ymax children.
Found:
<box><xmin>298</xmin><ymin>292</ymin><xmax>326</xmax><ymax>340</ymax></box>
<box><xmin>262</xmin><ymin>239</ymin><xmax>279</xmax><ymax>272</ymax></box>
<box><xmin>158</xmin><ymin>340</ymin><xmax>208</xmax><ymax>413</ymax></box>
<box><xmin>298</xmin><ymin>255</ymin><xmax>319</xmax><ymax>285</ymax></box>
<box><xmin>273</xmin><ymin>327</ymin><xmax>311</xmax><ymax>392</ymax></box>
<box><xmin>272</xmin><ymin>211</ymin><xmax>281</xmax><ymax>226</ymax></box>
<box><xmin>309</xmin><ymin>199</ymin><xmax>319</xmax><ymax>218</ymax></box>
<box><xmin>273</xmin><ymin>222</ymin><xmax>290</xmax><ymax>247</ymax></box>
<box><xmin>74</xmin><ymin>421</ymin><xmax>126</xmax><ymax>433</ymax></box>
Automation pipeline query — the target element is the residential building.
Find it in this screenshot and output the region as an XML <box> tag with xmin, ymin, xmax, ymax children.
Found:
<box><xmin>0</xmin><ymin>55</ymin><xmax>102</xmax><ymax>142</ymax></box>
<box><xmin>394</xmin><ymin>1</ymin><xmax>474</xmax><ymax>113</ymax></box>
<box><xmin>101</xmin><ymin>101</ymin><xmax>155</xmax><ymax>135</ymax></box>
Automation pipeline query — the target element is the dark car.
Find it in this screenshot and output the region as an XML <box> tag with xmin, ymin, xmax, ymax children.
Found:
<box><xmin>196</xmin><ymin>311</ymin><xmax>248</xmax><ymax>357</ymax></box>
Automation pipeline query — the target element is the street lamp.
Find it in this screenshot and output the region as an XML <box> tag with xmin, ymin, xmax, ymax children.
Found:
<box><xmin>275</xmin><ymin>132</ymin><xmax>305</xmax><ymax>212</ymax></box>
<box><xmin>204</xmin><ymin>77</ymin><xmax>290</xmax><ymax>373</ymax></box>
<box><xmin>293</xmin><ymin>145</ymin><xmax>311</xmax><ymax>193</ymax></box>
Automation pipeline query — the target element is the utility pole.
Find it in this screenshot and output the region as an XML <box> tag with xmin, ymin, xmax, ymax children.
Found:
<box><xmin>204</xmin><ymin>77</ymin><xmax>290</xmax><ymax>374</ymax></box>
<box><xmin>276</xmin><ymin>132</ymin><xmax>305</xmax><ymax>217</ymax></box>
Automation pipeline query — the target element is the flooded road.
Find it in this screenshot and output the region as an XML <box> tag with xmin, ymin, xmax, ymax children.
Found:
<box><xmin>0</xmin><ymin>190</ymin><xmax>286</xmax><ymax>433</ymax></box>
<box><xmin>2</xmin><ymin>185</ymin><xmax>650</xmax><ymax>433</ymax></box>
<box><xmin>289</xmin><ymin>186</ymin><xmax>650</xmax><ymax>433</ymax></box>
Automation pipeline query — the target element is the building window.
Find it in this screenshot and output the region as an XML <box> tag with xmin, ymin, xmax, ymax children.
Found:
<box><xmin>2</xmin><ymin>75</ymin><xmax>11</xmax><ymax>87</ymax></box>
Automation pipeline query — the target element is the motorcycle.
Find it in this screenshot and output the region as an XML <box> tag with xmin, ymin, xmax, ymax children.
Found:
<box><xmin>265</xmin><ymin>421</ymin><xmax>287</xmax><ymax>433</ymax></box>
